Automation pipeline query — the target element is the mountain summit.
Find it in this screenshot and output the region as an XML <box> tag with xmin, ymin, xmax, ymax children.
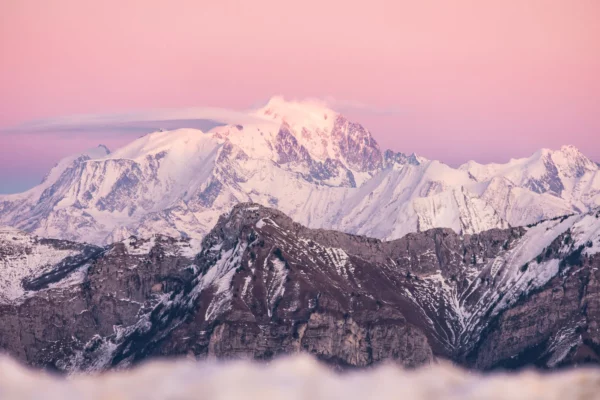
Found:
<box><xmin>0</xmin><ymin>97</ymin><xmax>599</xmax><ymax>244</ymax></box>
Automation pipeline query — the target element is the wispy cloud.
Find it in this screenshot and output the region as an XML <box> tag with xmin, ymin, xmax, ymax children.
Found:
<box><xmin>1</xmin><ymin>106</ymin><xmax>267</xmax><ymax>135</ymax></box>
<box><xmin>323</xmin><ymin>97</ymin><xmax>404</xmax><ymax>115</ymax></box>
<box><xmin>1</xmin><ymin>97</ymin><xmax>404</xmax><ymax>138</ymax></box>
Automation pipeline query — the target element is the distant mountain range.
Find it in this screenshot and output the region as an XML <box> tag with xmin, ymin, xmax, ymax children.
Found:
<box><xmin>1</xmin><ymin>97</ymin><xmax>598</xmax><ymax>245</ymax></box>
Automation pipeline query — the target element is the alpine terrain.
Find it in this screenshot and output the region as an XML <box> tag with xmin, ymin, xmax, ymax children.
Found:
<box><xmin>1</xmin><ymin>203</ymin><xmax>600</xmax><ymax>372</ymax></box>
<box><xmin>0</xmin><ymin>97</ymin><xmax>598</xmax><ymax>246</ymax></box>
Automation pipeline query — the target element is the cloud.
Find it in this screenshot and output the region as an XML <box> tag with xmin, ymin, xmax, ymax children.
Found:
<box><xmin>1</xmin><ymin>97</ymin><xmax>404</xmax><ymax>138</ymax></box>
<box><xmin>323</xmin><ymin>97</ymin><xmax>404</xmax><ymax>115</ymax></box>
<box><xmin>1</xmin><ymin>353</ymin><xmax>599</xmax><ymax>399</ymax></box>
<box><xmin>1</xmin><ymin>106</ymin><xmax>268</xmax><ymax>136</ymax></box>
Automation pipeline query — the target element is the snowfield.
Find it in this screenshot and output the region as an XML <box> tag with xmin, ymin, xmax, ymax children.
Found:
<box><xmin>1</xmin><ymin>354</ymin><xmax>600</xmax><ymax>400</ymax></box>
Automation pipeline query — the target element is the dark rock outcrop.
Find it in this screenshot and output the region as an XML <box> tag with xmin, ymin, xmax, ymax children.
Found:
<box><xmin>0</xmin><ymin>235</ymin><xmax>196</xmax><ymax>371</ymax></box>
<box><xmin>471</xmin><ymin>251</ymin><xmax>600</xmax><ymax>369</ymax></box>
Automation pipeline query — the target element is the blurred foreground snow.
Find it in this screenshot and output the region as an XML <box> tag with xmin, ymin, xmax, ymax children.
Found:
<box><xmin>1</xmin><ymin>354</ymin><xmax>599</xmax><ymax>400</ymax></box>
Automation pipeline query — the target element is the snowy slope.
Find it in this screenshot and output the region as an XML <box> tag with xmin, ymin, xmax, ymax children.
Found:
<box><xmin>461</xmin><ymin>145</ymin><xmax>600</xmax><ymax>225</ymax></box>
<box><xmin>0</xmin><ymin>97</ymin><xmax>598</xmax><ymax>244</ymax></box>
<box><xmin>0</xmin><ymin>227</ymin><xmax>100</xmax><ymax>303</ymax></box>
<box><xmin>0</xmin><ymin>131</ymin><xmax>224</xmax><ymax>243</ymax></box>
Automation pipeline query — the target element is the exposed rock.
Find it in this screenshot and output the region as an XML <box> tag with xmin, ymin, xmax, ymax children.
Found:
<box><xmin>0</xmin><ymin>234</ymin><xmax>196</xmax><ymax>371</ymax></box>
<box><xmin>1</xmin><ymin>204</ymin><xmax>599</xmax><ymax>373</ymax></box>
<box><xmin>471</xmin><ymin>251</ymin><xmax>600</xmax><ymax>369</ymax></box>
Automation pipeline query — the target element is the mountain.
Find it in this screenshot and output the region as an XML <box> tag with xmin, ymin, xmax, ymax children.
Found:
<box><xmin>0</xmin><ymin>226</ymin><xmax>104</xmax><ymax>303</ymax></box>
<box><xmin>2</xmin><ymin>203</ymin><xmax>599</xmax><ymax>371</ymax></box>
<box><xmin>0</xmin><ymin>227</ymin><xmax>197</xmax><ymax>371</ymax></box>
<box><xmin>0</xmin><ymin>97</ymin><xmax>599</xmax><ymax>245</ymax></box>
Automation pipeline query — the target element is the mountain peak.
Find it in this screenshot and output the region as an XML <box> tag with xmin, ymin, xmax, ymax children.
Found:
<box><xmin>257</xmin><ymin>96</ymin><xmax>337</xmax><ymax>128</ymax></box>
<box><xmin>535</xmin><ymin>144</ymin><xmax>587</xmax><ymax>159</ymax></box>
<box><xmin>261</xmin><ymin>95</ymin><xmax>331</xmax><ymax>112</ymax></box>
<box><xmin>560</xmin><ymin>144</ymin><xmax>579</xmax><ymax>152</ymax></box>
<box><xmin>245</xmin><ymin>97</ymin><xmax>383</xmax><ymax>174</ymax></box>
<box><xmin>550</xmin><ymin>144</ymin><xmax>598</xmax><ymax>178</ymax></box>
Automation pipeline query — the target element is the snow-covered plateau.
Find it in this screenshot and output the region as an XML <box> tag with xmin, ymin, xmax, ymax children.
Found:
<box><xmin>1</xmin><ymin>97</ymin><xmax>598</xmax><ymax>245</ymax></box>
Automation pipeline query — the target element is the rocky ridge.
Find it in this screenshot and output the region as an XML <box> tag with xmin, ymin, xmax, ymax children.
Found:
<box><xmin>1</xmin><ymin>204</ymin><xmax>599</xmax><ymax>372</ymax></box>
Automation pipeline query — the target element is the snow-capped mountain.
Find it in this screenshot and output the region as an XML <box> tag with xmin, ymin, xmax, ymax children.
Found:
<box><xmin>0</xmin><ymin>97</ymin><xmax>598</xmax><ymax>244</ymax></box>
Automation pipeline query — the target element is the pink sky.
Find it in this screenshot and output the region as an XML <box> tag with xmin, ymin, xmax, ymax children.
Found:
<box><xmin>1</xmin><ymin>0</ymin><xmax>599</xmax><ymax>192</ymax></box>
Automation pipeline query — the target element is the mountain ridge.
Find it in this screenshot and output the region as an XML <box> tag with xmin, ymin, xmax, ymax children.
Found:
<box><xmin>0</xmin><ymin>97</ymin><xmax>598</xmax><ymax>245</ymax></box>
<box><xmin>1</xmin><ymin>203</ymin><xmax>599</xmax><ymax>371</ymax></box>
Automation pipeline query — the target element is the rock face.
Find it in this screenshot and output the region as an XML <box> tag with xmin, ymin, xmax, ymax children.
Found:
<box><xmin>472</xmin><ymin>251</ymin><xmax>600</xmax><ymax>369</ymax></box>
<box><xmin>109</xmin><ymin>205</ymin><xmax>435</xmax><ymax>369</ymax></box>
<box><xmin>1</xmin><ymin>205</ymin><xmax>600</xmax><ymax>372</ymax></box>
<box><xmin>0</xmin><ymin>234</ymin><xmax>197</xmax><ymax>371</ymax></box>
